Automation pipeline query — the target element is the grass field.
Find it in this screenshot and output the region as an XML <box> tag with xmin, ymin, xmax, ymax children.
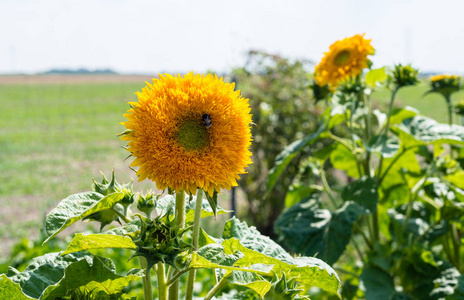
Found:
<box><xmin>1</xmin><ymin>75</ymin><xmax>463</xmax><ymax>257</ymax></box>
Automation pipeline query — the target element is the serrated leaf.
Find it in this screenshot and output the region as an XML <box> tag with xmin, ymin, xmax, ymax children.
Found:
<box><xmin>342</xmin><ymin>176</ymin><xmax>379</xmax><ymax>213</ymax></box>
<box><xmin>393</xmin><ymin>116</ymin><xmax>464</xmax><ymax>148</ymax></box>
<box><xmin>6</xmin><ymin>252</ymin><xmax>90</xmax><ymax>299</ymax></box>
<box><xmin>267</xmin><ymin>126</ymin><xmax>325</xmax><ymax>193</ymax></box>
<box><xmin>44</xmin><ymin>192</ymin><xmax>125</xmax><ymax>243</ymax></box>
<box><xmin>360</xmin><ymin>266</ymin><xmax>395</xmax><ymax>300</ymax></box>
<box><xmin>275</xmin><ymin>198</ymin><xmax>365</xmax><ymax>265</ymax></box>
<box><xmin>228</xmin><ymin>271</ymin><xmax>272</xmax><ymax>298</ymax></box>
<box><xmin>365</xmin><ymin>67</ymin><xmax>387</xmax><ymax>87</ymax></box>
<box><xmin>222</xmin><ymin>218</ymin><xmax>340</xmax><ymax>296</ymax></box>
<box><xmin>0</xmin><ymin>274</ymin><xmax>34</xmax><ymax>299</ymax></box>
<box><xmin>41</xmin><ymin>255</ymin><xmax>141</xmax><ymax>299</ymax></box>
<box><xmin>62</xmin><ymin>234</ymin><xmax>136</xmax><ymax>255</ymax></box>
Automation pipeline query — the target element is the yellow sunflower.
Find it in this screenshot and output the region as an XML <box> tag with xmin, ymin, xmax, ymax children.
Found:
<box><xmin>315</xmin><ymin>34</ymin><xmax>374</xmax><ymax>89</ymax></box>
<box><xmin>120</xmin><ymin>72</ymin><xmax>253</xmax><ymax>197</ymax></box>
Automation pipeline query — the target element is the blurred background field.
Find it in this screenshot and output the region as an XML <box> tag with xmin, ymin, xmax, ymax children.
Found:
<box><xmin>1</xmin><ymin>72</ymin><xmax>463</xmax><ymax>258</ymax></box>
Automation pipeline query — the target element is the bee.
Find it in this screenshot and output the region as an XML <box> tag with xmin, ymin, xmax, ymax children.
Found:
<box><xmin>202</xmin><ymin>114</ymin><xmax>212</xmax><ymax>128</ymax></box>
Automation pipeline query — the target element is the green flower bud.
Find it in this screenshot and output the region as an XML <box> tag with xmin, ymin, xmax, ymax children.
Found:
<box><xmin>137</xmin><ymin>192</ymin><xmax>157</xmax><ymax>217</ymax></box>
<box><xmin>129</xmin><ymin>213</ymin><xmax>192</xmax><ymax>272</ymax></box>
<box><xmin>455</xmin><ymin>100</ymin><xmax>464</xmax><ymax>116</ymax></box>
<box><xmin>92</xmin><ymin>170</ymin><xmax>133</xmax><ymax>196</ymax></box>
<box><xmin>390</xmin><ymin>64</ymin><xmax>419</xmax><ymax>88</ymax></box>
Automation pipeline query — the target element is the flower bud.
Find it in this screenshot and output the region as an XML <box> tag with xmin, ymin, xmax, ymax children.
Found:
<box><xmin>390</xmin><ymin>64</ymin><xmax>419</xmax><ymax>88</ymax></box>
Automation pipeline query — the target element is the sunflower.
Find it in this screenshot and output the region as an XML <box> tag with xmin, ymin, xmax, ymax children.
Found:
<box><xmin>315</xmin><ymin>34</ymin><xmax>374</xmax><ymax>89</ymax></box>
<box><xmin>120</xmin><ymin>73</ymin><xmax>253</xmax><ymax>197</ymax></box>
<box><xmin>429</xmin><ymin>74</ymin><xmax>461</xmax><ymax>98</ymax></box>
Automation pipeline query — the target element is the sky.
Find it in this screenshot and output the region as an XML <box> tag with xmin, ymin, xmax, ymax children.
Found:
<box><xmin>1</xmin><ymin>0</ymin><xmax>464</xmax><ymax>75</ymax></box>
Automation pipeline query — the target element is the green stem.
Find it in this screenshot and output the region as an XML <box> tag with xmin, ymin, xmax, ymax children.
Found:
<box><xmin>166</xmin><ymin>268</ymin><xmax>192</xmax><ymax>288</ymax></box>
<box><xmin>157</xmin><ymin>263</ymin><xmax>167</xmax><ymax>300</ymax></box>
<box><xmin>446</xmin><ymin>95</ymin><xmax>454</xmax><ymax>125</ymax></box>
<box><xmin>168</xmin><ymin>191</ymin><xmax>186</xmax><ymax>300</ymax></box>
<box><xmin>140</xmin><ymin>257</ymin><xmax>153</xmax><ymax>300</ymax></box>
<box><xmin>204</xmin><ymin>275</ymin><xmax>228</xmax><ymax>300</ymax></box>
<box><xmin>451</xmin><ymin>224</ymin><xmax>461</xmax><ymax>270</ymax></box>
<box><xmin>112</xmin><ymin>207</ymin><xmax>132</xmax><ymax>223</ymax></box>
<box><xmin>377</xmin><ymin>87</ymin><xmax>399</xmax><ymax>178</ymax></box>
<box><xmin>185</xmin><ymin>189</ymin><xmax>204</xmax><ymax>300</ymax></box>
<box><xmin>320</xmin><ymin>165</ymin><xmax>338</xmax><ymax>209</ymax></box>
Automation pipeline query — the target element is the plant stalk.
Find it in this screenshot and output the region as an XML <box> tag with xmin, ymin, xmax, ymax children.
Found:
<box><xmin>140</xmin><ymin>257</ymin><xmax>153</xmax><ymax>300</ymax></box>
<box><xmin>168</xmin><ymin>190</ymin><xmax>186</xmax><ymax>300</ymax></box>
<box><xmin>446</xmin><ymin>95</ymin><xmax>454</xmax><ymax>125</ymax></box>
<box><xmin>185</xmin><ymin>189</ymin><xmax>204</xmax><ymax>300</ymax></box>
<box><xmin>377</xmin><ymin>87</ymin><xmax>399</xmax><ymax>178</ymax></box>
<box><xmin>157</xmin><ymin>263</ymin><xmax>167</xmax><ymax>300</ymax></box>
<box><xmin>204</xmin><ymin>275</ymin><xmax>228</xmax><ymax>300</ymax></box>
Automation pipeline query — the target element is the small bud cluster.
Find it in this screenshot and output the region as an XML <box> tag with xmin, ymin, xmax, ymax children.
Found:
<box><xmin>129</xmin><ymin>213</ymin><xmax>191</xmax><ymax>272</ymax></box>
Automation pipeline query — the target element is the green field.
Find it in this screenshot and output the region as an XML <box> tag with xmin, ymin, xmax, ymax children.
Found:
<box><xmin>0</xmin><ymin>80</ymin><xmax>156</xmax><ymax>255</ymax></box>
<box><xmin>1</xmin><ymin>77</ymin><xmax>463</xmax><ymax>256</ymax></box>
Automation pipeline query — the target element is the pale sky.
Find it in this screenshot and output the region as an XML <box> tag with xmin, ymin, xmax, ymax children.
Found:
<box><xmin>1</xmin><ymin>0</ymin><xmax>464</xmax><ymax>75</ymax></box>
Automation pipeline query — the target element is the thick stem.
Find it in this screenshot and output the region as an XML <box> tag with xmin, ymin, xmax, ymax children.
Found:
<box><xmin>168</xmin><ymin>191</ymin><xmax>186</xmax><ymax>300</ymax></box>
<box><xmin>140</xmin><ymin>257</ymin><xmax>153</xmax><ymax>300</ymax></box>
<box><xmin>204</xmin><ymin>276</ymin><xmax>228</xmax><ymax>300</ymax></box>
<box><xmin>446</xmin><ymin>95</ymin><xmax>454</xmax><ymax>125</ymax></box>
<box><xmin>185</xmin><ymin>189</ymin><xmax>204</xmax><ymax>300</ymax></box>
<box><xmin>377</xmin><ymin>87</ymin><xmax>399</xmax><ymax>178</ymax></box>
<box><xmin>157</xmin><ymin>263</ymin><xmax>167</xmax><ymax>300</ymax></box>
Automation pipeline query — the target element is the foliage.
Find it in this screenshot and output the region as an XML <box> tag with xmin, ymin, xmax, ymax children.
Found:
<box><xmin>0</xmin><ymin>171</ymin><xmax>340</xmax><ymax>299</ymax></box>
<box><xmin>270</xmin><ymin>65</ymin><xmax>464</xmax><ymax>299</ymax></box>
<box><xmin>232</xmin><ymin>50</ymin><xmax>323</xmax><ymax>238</ymax></box>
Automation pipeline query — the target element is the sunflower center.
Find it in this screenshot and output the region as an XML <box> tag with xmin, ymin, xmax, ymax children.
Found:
<box><xmin>334</xmin><ymin>50</ymin><xmax>351</xmax><ymax>65</ymax></box>
<box><xmin>176</xmin><ymin>119</ymin><xmax>209</xmax><ymax>151</ymax></box>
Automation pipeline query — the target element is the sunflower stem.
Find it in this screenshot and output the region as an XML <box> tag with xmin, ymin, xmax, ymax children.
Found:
<box><xmin>157</xmin><ymin>263</ymin><xmax>167</xmax><ymax>300</ymax></box>
<box><xmin>168</xmin><ymin>190</ymin><xmax>186</xmax><ymax>300</ymax></box>
<box><xmin>140</xmin><ymin>257</ymin><xmax>153</xmax><ymax>300</ymax></box>
<box><xmin>185</xmin><ymin>188</ymin><xmax>204</xmax><ymax>300</ymax></box>
<box><xmin>204</xmin><ymin>275</ymin><xmax>228</xmax><ymax>300</ymax></box>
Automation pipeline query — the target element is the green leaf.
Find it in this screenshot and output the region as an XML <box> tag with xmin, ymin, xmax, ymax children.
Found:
<box><xmin>223</xmin><ymin>217</ymin><xmax>294</xmax><ymax>262</ymax></box>
<box><xmin>216</xmin><ymin>289</ymin><xmax>260</xmax><ymax>300</ymax></box>
<box><xmin>104</xmin><ymin>219</ymin><xmax>141</xmax><ymax>236</ymax></box>
<box><xmin>365</xmin><ymin>67</ymin><xmax>387</xmax><ymax>87</ymax></box>
<box><xmin>366</xmin><ymin>135</ymin><xmax>400</xmax><ymax>158</ymax></box>
<box><xmin>196</xmin><ymin>218</ymin><xmax>341</xmax><ymax>297</ymax></box>
<box><xmin>275</xmin><ymin>197</ymin><xmax>365</xmax><ymax>265</ymax></box>
<box><xmin>388</xmin><ymin>106</ymin><xmax>419</xmax><ymax>126</ymax></box>
<box><xmin>342</xmin><ymin>176</ymin><xmax>379</xmax><ymax>213</ymax></box>
<box><xmin>267</xmin><ymin>126</ymin><xmax>325</xmax><ymax>193</ymax></box>
<box><xmin>330</xmin><ymin>143</ymin><xmax>360</xmax><ymax>178</ymax></box>
<box><xmin>393</xmin><ymin>116</ymin><xmax>464</xmax><ymax>148</ymax></box>
<box><xmin>62</xmin><ymin>234</ymin><xmax>136</xmax><ymax>255</ymax></box>
<box><xmin>204</xmin><ymin>189</ymin><xmax>219</xmax><ymax>217</ymax></box>
<box><xmin>41</xmin><ymin>255</ymin><xmax>141</xmax><ymax>299</ymax></box>
<box><xmin>154</xmin><ymin>194</ymin><xmax>230</xmax><ymax>223</ymax></box>
<box><xmin>6</xmin><ymin>252</ymin><xmax>90</xmax><ymax>299</ymax></box>
<box><xmin>379</xmin><ymin>148</ymin><xmax>421</xmax><ymax>191</ymax></box>
<box><xmin>44</xmin><ymin>191</ymin><xmax>125</xmax><ymax>243</ymax></box>
<box><xmin>227</xmin><ymin>271</ymin><xmax>272</xmax><ymax>299</ymax></box>
<box><xmin>360</xmin><ymin>266</ymin><xmax>395</xmax><ymax>300</ymax></box>
<box><xmin>446</xmin><ymin>274</ymin><xmax>464</xmax><ymax>300</ymax></box>
<box><xmin>285</xmin><ymin>184</ymin><xmax>322</xmax><ymax>208</ymax></box>
<box><xmin>0</xmin><ymin>274</ymin><xmax>33</xmax><ymax>299</ymax></box>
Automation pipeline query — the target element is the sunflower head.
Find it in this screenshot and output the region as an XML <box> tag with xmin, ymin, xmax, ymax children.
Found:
<box><xmin>120</xmin><ymin>73</ymin><xmax>253</xmax><ymax>197</ymax></box>
<box><xmin>315</xmin><ymin>34</ymin><xmax>374</xmax><ymax>89</ymax></box>
<box><xmin>429</xmin><ymin>74</ymin><xmax>461</xmax><ymax>98</ymax></box>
